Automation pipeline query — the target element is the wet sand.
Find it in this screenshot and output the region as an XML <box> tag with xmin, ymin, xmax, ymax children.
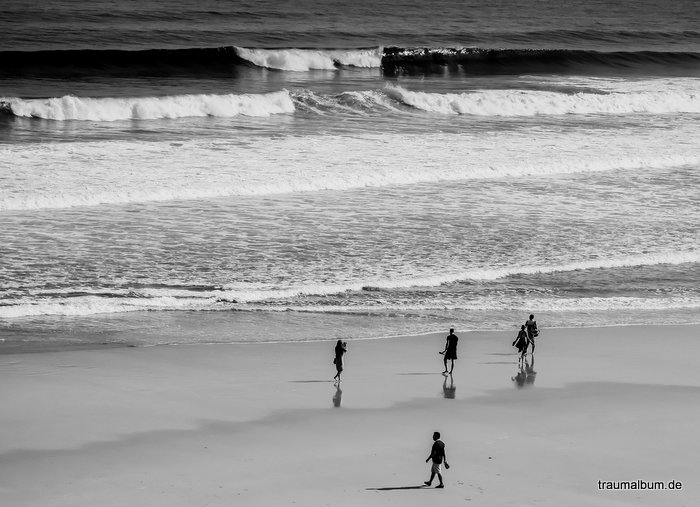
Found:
<box><xmin>1</xmin><ymin>324</ymin><xmax>699</xmax><ymax>506</ymax></box>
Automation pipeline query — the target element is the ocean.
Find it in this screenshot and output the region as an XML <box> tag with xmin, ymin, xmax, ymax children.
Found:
<box><xmin>1</xmin><ymin>0</ymin><xmax>699</xmax><ymax>350</ymax></box>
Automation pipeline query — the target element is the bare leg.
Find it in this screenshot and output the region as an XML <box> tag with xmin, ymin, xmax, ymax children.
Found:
<box><xmin>425</xmin><ymin>471</ymin><xmax>436</xmax><ymax>486</ymax></box>
<box><xmin>442</xmin><ymin>356</ymin><xmax>448</xmax><ymax>374</ymax></box>
<box><xmin>436</xmin><ymin>472</ymin><xmax>444</xmax><ymax>487</ymax></box>
<box><xmin>449</xmin><ymin>359</ymin><xmax>454</xmax><ymax>374</ymax></box>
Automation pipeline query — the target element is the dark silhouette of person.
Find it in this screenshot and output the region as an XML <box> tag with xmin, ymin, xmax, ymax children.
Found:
<box><xmin>525</xmin><ymin>314</ymin><xmax>539</xmax><ymax>353</ymax></box>
<box><xmin>424</xmin><ymin>431</ymin><xmax>449</xmax><ymax>488</ymax></box>
<box><xmin>333</xmin><ymin>340</ymin><xmax>347</xmax><ymax>383</ymax></box>
<box><xmin>441</xmin><ymin>328</ymin><xmax>458</xmax><ymax>374</ymax></box>
<box><xmin>332</xmin><ymin>383</ymin><xmax>342</xmax><ymax>407</ymax></box>
<box><xmin>442</xmin><ymin>374</ymin><xmax>456</xmax><ymax>399</ymax></box>
<box><xmin>512</xmin><ymin>324</ymin><xmax>528</xmax><ymax>359</ymax></box>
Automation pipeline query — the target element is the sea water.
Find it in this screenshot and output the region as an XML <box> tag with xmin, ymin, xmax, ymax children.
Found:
<box><xmin>1</xmin><ymin>0</ymin><xmax>699</xmax><ymax>349</ymax></box>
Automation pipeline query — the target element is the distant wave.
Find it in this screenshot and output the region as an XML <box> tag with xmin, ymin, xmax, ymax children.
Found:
<box><xmin>4</xmin><ymin>80</ymin><xmax>700</xmax><ymax>121</ymax></box>
<box><xmin>1</xmin><ymin>91</ymin><xmax>293</xmax><ymax>121</ymax></box>
<box><xmin>1</xmin><ymin>250</ymin><xmax>697</xmax><ymax>318</ymax></box>
<box><xmin>0</xmin><ymin>46</ymin><xmax>383</xmax><ymax>76</ymax></box>
<box><xmin>382</xmin><ymin>47</ymin><xmax>700</xmax><ymax>76</ymax></box>
<box><xmin>2</xmin><ymin>46</ymin><xmax>699</xmax><ymax>77</ymax></box>
<box><xmin>235</xmin><ymin>47</ymin><xmax>382</xmax><ymax>71</ymax></box>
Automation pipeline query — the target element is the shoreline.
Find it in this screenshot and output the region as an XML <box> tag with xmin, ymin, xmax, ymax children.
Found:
<box><xmin>3</xmin><ymin>319</ymin><xmax>700</xmax><ymax>355</ymax></box>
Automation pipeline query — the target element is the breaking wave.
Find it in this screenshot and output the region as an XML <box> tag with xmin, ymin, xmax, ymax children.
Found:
<box><xmin>1</xmin><ymin>90</ymin><xmax>294</xmax><ymax>121</ymax></box>
<box><xmin>235</xmin><ymin>47</ymin><xmax>383</xmax><ymax>71</ymax></box>
<box><xmin>2</xmin><ymin>46</ymin><xmax>699</xmax><ymax>77</ymax></box>
<box><xmin>381</xmin><ymin>47</ymin><xmax>700</xmax><ymax>76</ymax></box>
<box><xmin>4</xmin><ymin>78</ymin><xmax>700</xmax><ymax>121</ymax></box>
<box><xmin>384</xmin><ymin>84</ymin><xmax>700</xmax><ymax>116</ymax></box>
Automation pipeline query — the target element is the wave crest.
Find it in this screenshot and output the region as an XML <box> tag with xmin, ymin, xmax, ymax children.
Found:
<box><xmin>3</xmin><ymin>46</ymin><xmax>699</xmax><ymax>77</ymax></box>
<box><xmin>3</xmin><ymin>91</ymin><xmax>294</xmax><ymax>121</ymax></box>
<box><xmin>235</xmin><ymin>47</ymin><xmax>383</xmax><ymax>71</ymax></box>
<box><xmin>384</xmin><ymin>84</ymin><xmax>700</xmax><ymax>116</ymax></box>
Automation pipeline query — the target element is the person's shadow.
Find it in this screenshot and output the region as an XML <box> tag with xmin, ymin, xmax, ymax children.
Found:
<box><xmin>442</xmin><ymin>373</ymin><xmax>456</xmax><ymax>399</ymax></box>
<box><xmin>366</xmin><ymin>485</ymin><xmax>430</xmax><ymax>491</ymax></box>
<box><xmin>332</xmin><ymin>383</ymin><xmax>343</xmax><ymax>407</ymax></box>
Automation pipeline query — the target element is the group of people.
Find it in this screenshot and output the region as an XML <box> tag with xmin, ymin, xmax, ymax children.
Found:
<box><xmin>334</xmin><ymin>315</ymin><xmax>539</xmax><ymax>382</ymax></box>
<box><xmin>331</xmin><ymin>316</ymin><xmax>539</xmax><ymax>489</ymax></box>
<box><xmin>512</xmin><ymin>314</ymin><xmax>539</xmax><ymax>359</ymax></box>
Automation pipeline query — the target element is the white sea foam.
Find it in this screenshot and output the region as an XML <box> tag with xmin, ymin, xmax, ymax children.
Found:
<box><xmin>3</xmin><ymin>123</ymin><xmax>699</xmax><ymax>211</ymax></box>
<box><xmin>217</xmin><ymin>249</ymin><xmax>700</xmax><ymax>301</ymax></box>
<box><xmin>0</xmin><ymin>296</ymin><xmax>214</xmax><ymax>318</ymax></box>
<box><xmin>2</xmin><ymin>293</ymin><xmax>698</xmax><ymax>319</ymax></box>
<box><xmin>384</xmin><ymin>83</ymin><xmax>700</xmax><ymax>116</ymax></box>
<box><xmin>250</xmin><ymin>296</ymin><xmax>700</xmax><ymax>314</ymax></box>
<box><xmin>1</xmin><ymin>249</ymin><xmax>696</xmax><ymax>318</ymax></box>
<box><xmin>293</xmin><ymin>89</ymin><xmax>403</xmax><ymax>116</ymax></box>
<box><xmin>3</xmin><ymin>91</ymin><xmax>295</xmax><ymax>121</ymax></box>
<box><xmin>236</xmin><ymin>47</ymin><xmax>383</xmax><ymax>71</ymax></box>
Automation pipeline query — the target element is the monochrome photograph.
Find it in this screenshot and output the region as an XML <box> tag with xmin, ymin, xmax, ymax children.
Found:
<box><xmin>1</xmin><ymin>1</ymin><xmax>698</xmax><ymax>505</ymax></box>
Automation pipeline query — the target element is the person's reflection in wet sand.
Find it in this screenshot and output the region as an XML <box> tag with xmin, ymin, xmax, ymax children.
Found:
<box><xmin>511</xmin><ymin>360</ymin><xmax>527</xmax><ymax>388</ymax></box>
<box><xmin>524</xmin><ymin>354</ymin><xmax>537</xmax><ymax>386</ymax></box>
<box><xmin>332</xmin><ymin>383</ymin><xmax>343</xmax><ymax>407</ymax></box>
<box><xmin>512</xmin><ymin>354</ymin><xmax>536</xmax><ymax>388</ymax></box>
<box><xmin>442</xmin><ymin>373</ymin><xmax>456</xmax><ymax>399</ymax></box>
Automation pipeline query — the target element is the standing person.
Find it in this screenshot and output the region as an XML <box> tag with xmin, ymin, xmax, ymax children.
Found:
<box><xmin>440</xmin><ymin>328</ymin><xmax>458</xmax><ymax>374</ymax></box>
<box><xmin>424</xmin><ymin>431</ymin><xmax>449</xmax><ymax>488</ymax></box>
<box><xmin>512</xmin><ymin>324</ymin><xmax>528</xmax><ymax>359</ymax></box>
<box><xmin>333</xmin><ymin>340</ymin><xmax>347</xmax><ymax>383</ymax></box>
<box><xmin>525</xmin><ymin>314</ymin><xmax>539</xmax><ymax>353</ymax></box>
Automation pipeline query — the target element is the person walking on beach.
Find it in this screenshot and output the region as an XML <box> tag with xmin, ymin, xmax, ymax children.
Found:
<box><xmin>333</xmin><ymin>340</ymin><xmax>347</xmax><ymax>383</ymax></box>
<box><xmin>440</xmin><ymin>328</ymin><xmax>458</xmax><ymax>374</ymax></box>
<box><xmin>425</xmin><ymin>431</ymin><xmax>449</xmax><ymax>488</ymax></box>
<box><xmin>525</xmin><ymin>314</ymin><xmax>539</xmax><ymax>353</ymax></box>
<box><xmin>512</xmin><ymin>324</ymin><xmax>528</xmax><ymax>359</ymax></box>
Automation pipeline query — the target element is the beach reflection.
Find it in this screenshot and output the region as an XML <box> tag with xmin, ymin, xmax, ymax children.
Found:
<box><xmin>442</xmin><ymin>374</ymin><xmax>456</xmax><ymax>399</ymax></box>
<box><xmin>332</xmin><ymin>384</ymin><xmax>343</xmax><ymax>407</ymax></box>
<box><xmin>512</xmin><ymin>355</ymin><xmax>537</xmax><ymax>388</ymax></box>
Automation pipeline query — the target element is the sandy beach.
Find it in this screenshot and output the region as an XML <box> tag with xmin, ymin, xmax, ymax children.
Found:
<box><xmin>1</xmin><ymin>324</ymin><xmax>699</xmax><ymax>507</ymax></box>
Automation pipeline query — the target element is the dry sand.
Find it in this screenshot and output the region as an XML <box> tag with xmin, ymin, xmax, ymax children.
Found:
<box><xmin>1</xmin><ymin>324</ymin><xmax>699</xmax><ymax>506</ymax></box>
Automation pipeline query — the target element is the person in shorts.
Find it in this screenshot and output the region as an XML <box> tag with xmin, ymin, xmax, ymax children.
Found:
<box><xmin>441</xmin><ymin>328</ymin><xmax>458</xmax><ymax>374</ymax></box>
<box><xmin>424</xmin><ymin>431</ymin><xmax>449</xmax><ymax>488</ymax></box>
